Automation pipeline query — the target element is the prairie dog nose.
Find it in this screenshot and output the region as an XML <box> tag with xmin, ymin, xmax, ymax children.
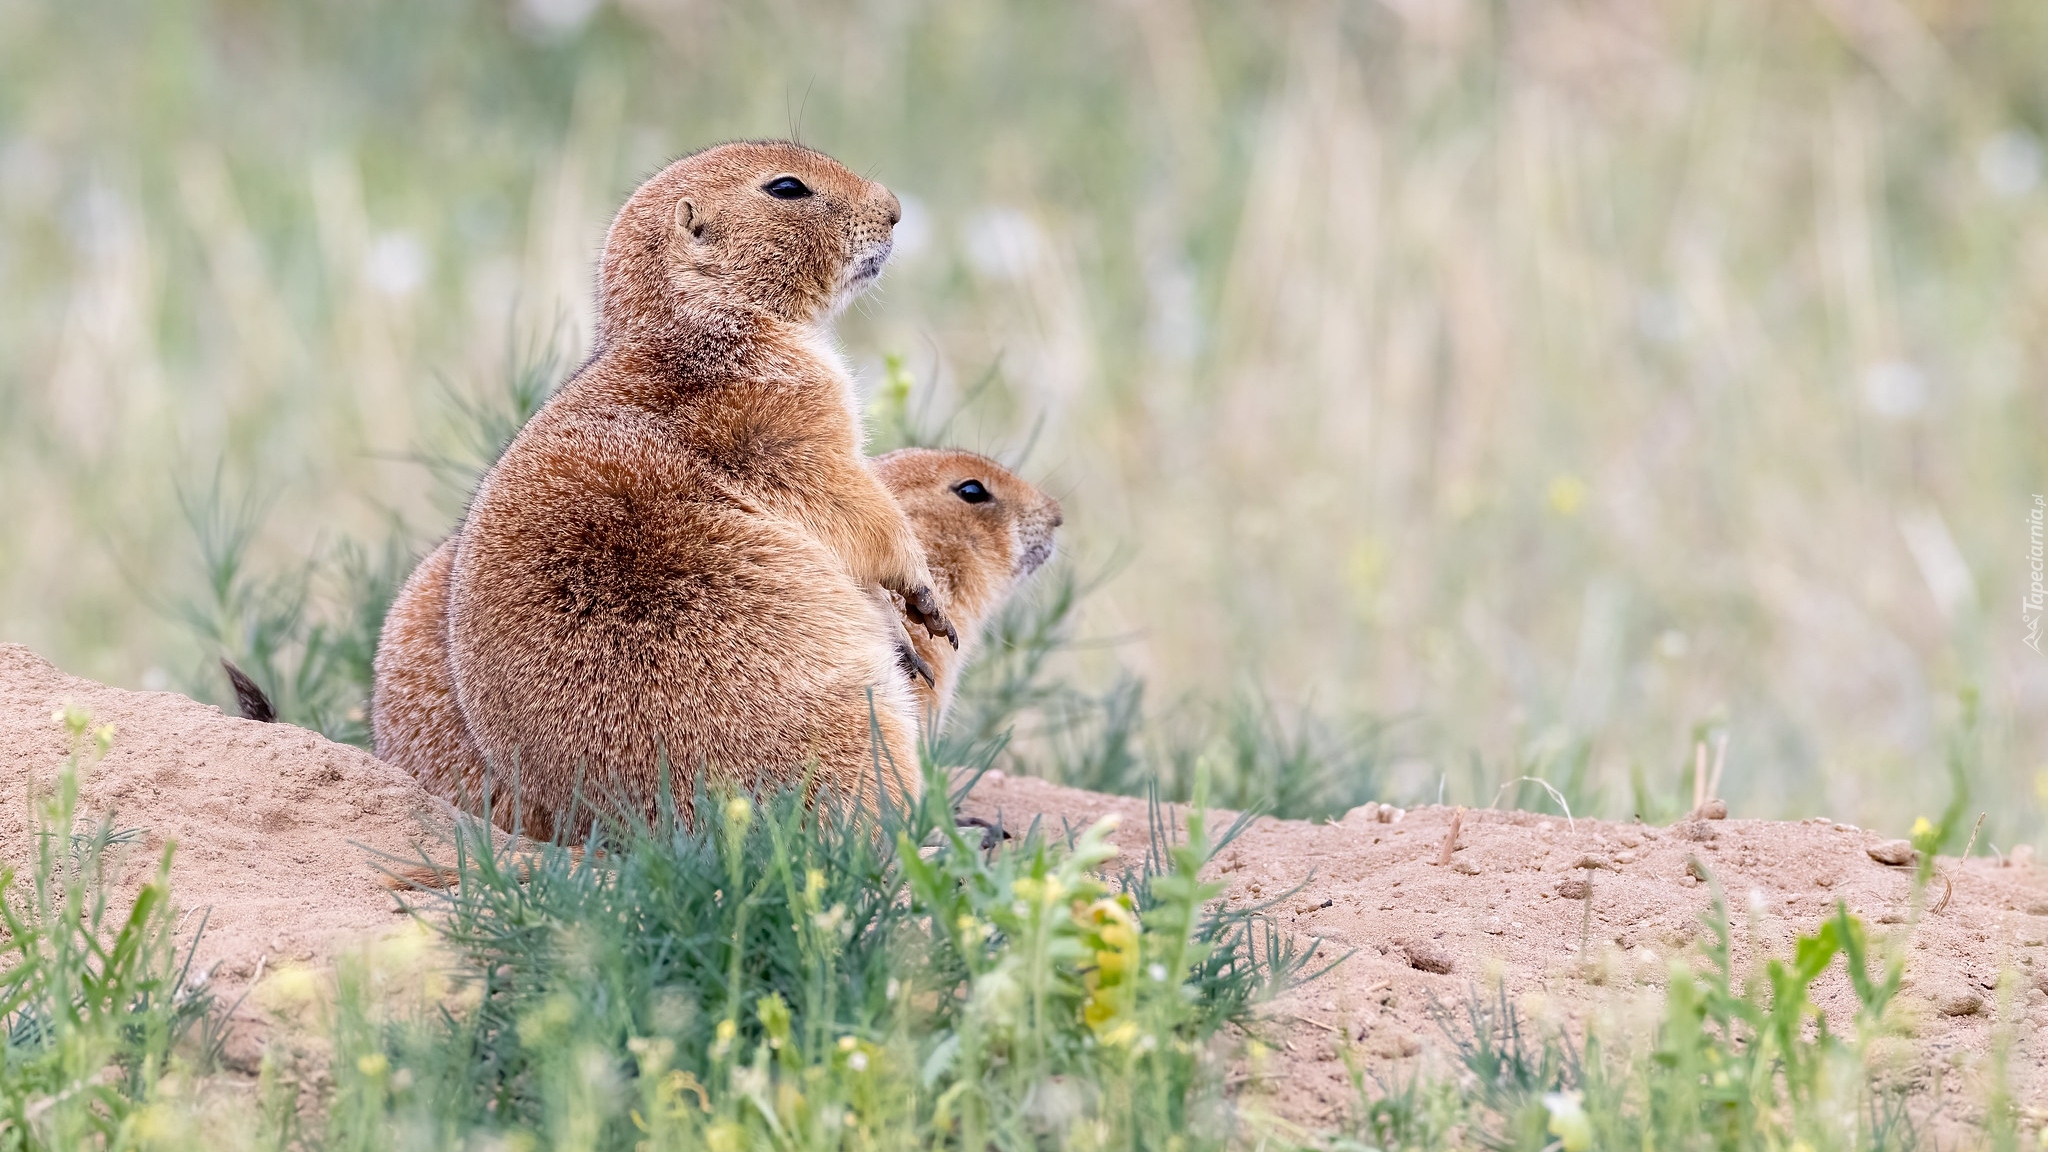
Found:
<box><xmin>879</xmin><ymin>187</ymin><xmax>902</xmax><ymax>227</ymax></box>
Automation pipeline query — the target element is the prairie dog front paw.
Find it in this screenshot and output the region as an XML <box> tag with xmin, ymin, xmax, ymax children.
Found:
<box><xmin>892</xmin><ymin>580</ymin><xmax>957</xmax><ymax>649</ymax></box>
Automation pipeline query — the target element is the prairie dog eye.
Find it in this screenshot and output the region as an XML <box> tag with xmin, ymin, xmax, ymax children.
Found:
<box><xmin>953</xmin><ymin>479</ymin><xmax>993</xmax><ymax>504</ymax></box>
<box><xmin>762</xmin><ymin>176</ymin><xmax>813</xmax><ymax>200</ymax></box>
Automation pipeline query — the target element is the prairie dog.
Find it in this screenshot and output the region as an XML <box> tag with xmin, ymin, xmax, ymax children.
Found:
<box><xmin>373</xmin><ymin>448</ymin><xmax>1060</xmax><ymax>833</ymax></box>
<box><xmin>440</xmin><ymin>141</ymin><xmax>951</xmax><ymax>839</ymax></box>
<box><xmin>871</xmin><ymin>449</ymin><xmax>1062</xmax><ymax>724</ymax></box>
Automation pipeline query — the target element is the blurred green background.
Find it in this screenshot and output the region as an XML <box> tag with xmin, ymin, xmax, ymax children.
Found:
<box><xmin>2</xmin><ymin>0</ymin><xmax>2044</xmax><ymax>841</ymax></box>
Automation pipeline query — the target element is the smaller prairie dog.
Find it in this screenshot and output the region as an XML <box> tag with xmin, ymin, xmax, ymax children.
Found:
<box><xmin>372</xmin><ymin>447</ymin><xmax>1059</xmax><ymax>830</ymax></box>
<box><xmin>872</xmin><ymin>448</ymin><xmax>1062</xmax><ymax>723</ymax></box>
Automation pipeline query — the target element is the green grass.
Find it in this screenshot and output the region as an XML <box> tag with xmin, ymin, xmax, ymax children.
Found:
<box><xmin>3</xmin><ymin>719</ymin><xmax>1334</xmax><ymax>1149</ymax></box>
<box><xmin>7</xmin><ymin>723</ymin><xmax>2032</xmax><ymax>1149</ymax></box>
<box><xmin>328</xmin><ymin>765</ymin><xmax>1323</xmax><ymax>1151</ymax></box>
<box><xmin>1</xmin><ymin>709</ymin><xmax>220</xmax><ymax>1151</ymax></box>
<box><xmin>1343</xmin><ymin>900</ymin><xmax>1928</xmax><ymax>1152</ymax></box>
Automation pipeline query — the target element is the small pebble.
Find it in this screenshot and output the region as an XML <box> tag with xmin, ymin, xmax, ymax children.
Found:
<box><xmin>1936</xmin><ymin>991</ymin><xmax>1983</xmax><ymax>1017</ymax></box>
<box><xmin>1867</xmin><ymin>840</ymin><xmax>1917</xmax><ymax>867</ymax></box>
<box><xmin>1345</xmin><ymin>802</ymin><xmax>1406</xmax><ymax>826</ymax></box>
<box><xmin>1556</xmin><ymin>877</ymin><xmax>1591</xmax><ymax>900</ymax></box>
<box><xmin>1697</xmin><ymin>799</ymin><xmax>1728</xmax><ymax>820</ymax></box>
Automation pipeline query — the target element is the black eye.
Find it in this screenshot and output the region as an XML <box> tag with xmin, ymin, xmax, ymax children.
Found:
<box><xmin>762</xmin><ymin>176</ymin><xmax>813</xmax><ymax>200</ymax></box>
<box><xmin>953</xmin><ymin>479</ymin><xmax>992</xmax><ymax>504</ymax></box>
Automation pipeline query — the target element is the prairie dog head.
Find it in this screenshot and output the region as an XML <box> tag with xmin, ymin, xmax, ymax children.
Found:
<box><xmin>872</xmin><ymin>448</ymin><xmax>1063</xmax><ymax>721</ymax></box>
<box><xmin>598</xmin><ymin>140</ymin><xmax>901</xmax><ymax>339</ymax></box>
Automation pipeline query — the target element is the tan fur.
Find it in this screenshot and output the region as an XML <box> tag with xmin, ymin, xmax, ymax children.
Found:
<box><xmin>374</xmin><ymin>448</ymin><xmax>1059</xmax><ymax>841</ymax></box>
<box><xmin>434</xmin><ymin>141</ymin><xmax>958</xmax><ymax>839</ymax></box>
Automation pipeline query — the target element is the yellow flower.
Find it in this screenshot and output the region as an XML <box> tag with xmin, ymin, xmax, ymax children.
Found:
<box><xmin>1542</xmin><ymin>1091</ymin><xmax>1591</xmax><ymax>1152</ymax></box>
<box><xmin>1546</xmin><ymin>475</ymin><xmax>1588</xmax><ymax>517</ymax></box>
<box><xmin>723</xmin><ymin>795</ymin><xmax>752</xmax><ymax>827</ymax></box>
<box><xmin>356</xmin><ymin>1053</ymin><xmax>389</xmax><ymax>1077</ymax></box>
<box><xmin>263</xmin><ymin>964</ymin><xmax>322</xmax><ymax>1006</ymax></box>
<box><xmin>1079</xmin><ymin>897</ymin><xmax>1142</xmax><ymax>1033</ymax></box>
<box><xmin>706</xmin><ymin>1121</ymin><xmax>746</xmax><ymax>1152</ymax></box>
<box><xmin>1098</xmin><ymin>1020</ymin><xmax>1140</xmax><ymax>1048</ymax></box>
<box><xmin>1911</xmin><ymin>817</ymin><xmax>1934</xmax><ymax>839</ymax></box>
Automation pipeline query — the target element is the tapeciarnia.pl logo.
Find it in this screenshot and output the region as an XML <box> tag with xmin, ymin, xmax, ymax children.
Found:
<box><xmin>2027</xmin><ymin>495</ymin><xmax>2045</xmax><ymax>654</ymax></box>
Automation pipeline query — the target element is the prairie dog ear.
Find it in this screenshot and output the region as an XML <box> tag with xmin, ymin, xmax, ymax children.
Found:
<box><xmin>674</xmin><ymin>197</ymin><xmax>709</xmax><ymax>239</ymax></box>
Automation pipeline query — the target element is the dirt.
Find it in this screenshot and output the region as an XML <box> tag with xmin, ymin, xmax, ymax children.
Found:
<box><xmin>0</xmin><ymin>644</ymin><xmax>454</xmax><ymax>1071</ymax></box>
<box><xmin>5</xmin><ymin>642</ymin><xmax>2047</xmax><ymax>1132</ymax></box>
<box><xmin>958</xmin><ymin>780</ymin><xmax>2048</xmax><ymax>1133</ymax></box>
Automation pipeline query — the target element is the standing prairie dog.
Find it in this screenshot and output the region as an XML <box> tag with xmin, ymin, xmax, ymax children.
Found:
<box><xmin>373</xmin><ymin>448</ymin><xmax>1060</xmax><ymax>834</ymax></box>
<box><xmin>438</xmin><ymin>141</ymin><xmax>953</xmax><ymax>839</ymax></box>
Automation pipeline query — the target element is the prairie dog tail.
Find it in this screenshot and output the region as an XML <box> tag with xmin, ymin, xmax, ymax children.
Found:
<box><xmin>221</xmin><ymin>658</ymin><xmax>277</xmax><ymax>723</ymax></box>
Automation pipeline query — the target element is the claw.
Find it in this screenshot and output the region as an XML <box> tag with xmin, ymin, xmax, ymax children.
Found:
<box><xmin>896</xmin><ymin>639</ymin><xmax>936</xmax><ymax>688</ymax></box>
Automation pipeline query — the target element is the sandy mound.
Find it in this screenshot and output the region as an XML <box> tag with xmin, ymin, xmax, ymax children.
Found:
<box><xmin>960</xmin><ymin>774</ymin><xmax>2048</xmax><ymax>1129</ymax></box>
<box><xmin>4</xmin><ymin>644</ymin><xmax>2045</xmax><ymax>1130</ymax></box>
<box><xmin>0</xmin><ymin>644</ymin><xmax>453</xmax><ymax>1068</ymax></box>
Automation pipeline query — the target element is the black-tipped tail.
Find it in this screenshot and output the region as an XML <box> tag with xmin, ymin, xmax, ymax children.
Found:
<box><xmin>220</xmin><ymin>658</ymin><xmax>276</xmax><ymax>723</ymax></box>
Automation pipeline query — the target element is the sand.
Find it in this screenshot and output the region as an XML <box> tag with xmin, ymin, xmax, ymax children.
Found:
<box><xmin>957</xmin><ymin>774</ymin><xmax>2048</xmax><ymax>1133</ymax></box>
<box><xmin>0</xmin><ymin>644</ymin><xmax>454</xmax><ymax>1070</ymax></box>
<box><xmin>4</xmin><ymin>642</ymin><xmax>2045</xmax><ymax>1130</ymax></box>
